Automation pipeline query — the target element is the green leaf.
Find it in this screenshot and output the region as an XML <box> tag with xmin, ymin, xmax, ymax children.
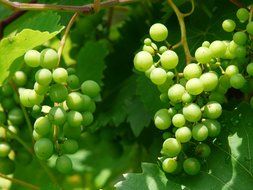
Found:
<box><xmin>0</xmin><ymin>28</ymin><xmax>63</xmax><ymax>86</ymax></box>
<box><xmin>77</xmin><ymin>40</ymin><xmax>109</xmax><ymax>84</ymax></box>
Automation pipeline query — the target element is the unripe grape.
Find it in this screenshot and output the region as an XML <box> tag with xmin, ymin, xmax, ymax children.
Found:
<box><xmin>33</xmin><ymin>130</ymin><xmax>42</xmax><ymax>141</ymax></box>
<box><xmin>19</xmin><ymin>89</ymin><xmax>44</xmax><ymax>107</ymax></box>
<box><xmin>167</xmin><ymin>71</ymin><xmax>175</xmax><ymax>80</ymax></box>
<box><xmin>31</xmin><ymin>105</ymin><xmax>42</xmax><ymax>118</ymax></box>
<box><xmin>24</xmin><ymin>50</ymin><xmax>40</xmax><ymax>67</ymax></box>
<box><xmin>62</xmin><ymin>139</ymin><xmax>79</xmax><ymax>154</ymax></box>
<box><xmin>235</xmin><ymin>46</ymin><xmax>246</xmax><ymax>58</ymax></box>
<box><xmin>53</xmin><ymin>68</ymin><xmax>68</xmax><ymax>84</ymax></box>
<box><xmin>149</xmin><ymin>23</ymin><xmax>168</xmax><ymax>42</ymax></box>
<box><xmin>186</xmin><ymin>78</ymin><xmax>204</xmax><ymax>95</ymax></box>
<box><xmin>48</xmin><ymin>106</ymin><xmax>66</xmax><ymax>125</ymax></box>
<box><xmin>247</xmin><ymin>63</ymin><xmax>253</xmax><ymax>76</ymax></box>
<box><xmin>13</xmin><ymin>71</ymin><xmax>27</xmax><ymax>87</ymax></box>
<box><xmin>1</xmin><ymin>97</ymin><xmax>15</xmax><ymax>110</ymax></box>
<box><xmin>168</xmin><ymin>84</ymin><xmax>185</xmax><ymax>103</ymax></box>
<box><xmin>200</xmin><ymin>72</ymin><xmax>218</xmax><ymax>91</ymax></box>
<box><xmin>222</xmin><ymin>19</ymin><xmax>236</xmax><ymax>32</ymax></box>
<box><xmin>82</xmin><ymin>112</ymin><xmax>94</xmax><ymax>127</ymax></box>
<box><xmin>34</xmin><ymin>117</ymin><xmax>51</xmax><ymax>136</ymax></box>
<box><xmin>236</xmin><ymin>8</ymin><xmax>249</xmax><ymax>22</ymax></box>
<box><xmin>195</xmin><ymin>143</ymin><xmax>211</xmax><ymax>158</ymax></box>
<box><xmin>162</xmin><ymin>158</ymin><xmax>178</xmax><ymax>173</ymax></box>
<box><xmin>150</xmin><ymin>68</ymin><xmax>167</xmax><ymax>85</ymax></box>
<box><xmin>219</xmin><ymin>75</ymin><xmax>231</xmax><ymax>89</ymax></box>
<box><xmin>81</xmin><ymin>80</ymin><xmax>100</xmax><ymax>98</ymax></box>
<box><xmin>1</xmin><ymin>83</ymin><xmax>13</xmax><ymax>97</ymax></box>
<box><xmin>183</xmin><ymin>103</ymin><xmax>202</xmax><ymax>122</ymax></box>
<box><xmin>8</xmin><ymin>108</ymin><xmax>24</xmax><ymax>125</ymax></box>
<box><xmin>63</xmin><ymin>123</ymin><xmax>81</xmax><ymax>139</ymax></box>
<box><xmin>49</xmin><ymin>84</ymin><xmax>68</xmax><ymax>103</ymax></box>
<box><xmin>154</xmin><ymin>109</ymin><xmax>171</xmax><ymax>130</ymax></box>
<box><xmin>34</xmin><ymin>138</ymin><xmax>54</xmax><ymax>160</ymax></box>
<box><xmin>67</xmin><ymin>75</ymin><xmax>80</xmax><ymax>89</ymax></box>
<box><xmin>134</xmin><ymin>51</ymin><xmax>153</xmax><ymax>72</ymax></box>
<box><xmin>182</xmin><ymin>92</ymin><xmax>193</xmax><ymax>103</ymax></box>
<box><xmin>202</xmin><ymin>41</ymin><xmax>210</xmax><ymax>47</ymax></box>
<box><xmin>160</xmin><ymin>50</ymin><xmax>179</xmax><ymax>70</ymax></box>
<box><xmin>66</xmin><ymin>92</ymin><xmax>85</xmax><ymax>111</ymax></box>
<box><xmin>168</xmin><ymin>108</ymin><xmax>177</xmax><ymax>117</ymax></box>
<box><xmin>6</xmin><ymin>125</ymin><xmax>18</xmax><ymax>139</ymax></box>
<box><xmin>209</xmin><ymin>40</ymin><xmax>227</xmax><ymax>58</ymax></box>
<box><xmin>172</xmin><ymin>114</ymin><xmax>185</xmax><ymax>128</ymax></box>
<box><xmin>159</xmin><ymin>46</ymin><xmax>168</xmax><ymax>54</ymax></box>
<box><xmin>145</xmin><ymin>65</ymin><xmax>155</xmax><ymax>78</ymax></box>
<box><xmin>175</xmin><ymin>127</ymin><xmax>192</xmax><ymax>143</ymax></box>
<box><xmin>203</xmin><ymin>101</ymin><xmax>222</xmax><ymax>119</ymax></box>
<box><xmin>192</xmin><ymin>123</ymin><xmax>208</xmax><ymax>141</ymax></box>
<box><xmin>34</xmin><ymin>82</ymin><xmax>49</xmax><ymax>95</ymax></box>
<box><xmin>35</xmin><ymin>69</ymin><xmax>52</xmax><ymax>85</ymax></box>
<box><xmin>0</xmin><ymin>158</ymin><xmax>15</xmax><ymax>175</ymax></box>
<box><xmin>195</xmin><ymin>47</ymin><xmax>212</xmax><ymax>64</ymax></box>
<box><xmin>40</xmin><ymin>48</ymin><xmax>59</xmax><ymax>69</ymax></box>
<box><xmin>246</xmin><ymin>22</ymin><xmax>253</xmax><ymax>35</ymax></box>
<box><xmin>230</xmin><ymin>73</ymin><xmax>245</xmax><ymax>89</ymax></box>
<box><xmin>67</xmin><ymin>110</ymin><xmax>83</xmax><ymax>127</ymax></box>
<box><xmin>233</xmin><ymin>31</ymin><xmax>247</xmax><ymax>45</ymax></box>
<box><xmin>0</xmin><ymin>142</ymin><xmax>11</xmax><ymax>157</ymax></box>
<box><xmin>56</xmin><ymin>155</ymin><xmax>73</xmax><ymax>174</ymax></box>
<box><xmin>143</xmin><ymin>45</ymin><xmax>155</xmax><ymax>55</ymax></box>
<box><xmin>225</xmin><ymin>65</ymin><xmax>239</xmax><ymax>77</ymax></box>
<box><xmin>162</xmin><ymin>138</ymin><xmax>181</xmax><ymax>157</ymax></box>
<box><xmin>202</xmin><ymin>119</ymin><xmax>221</xmax><ymax>137</ymax></box>
<box><xmin>183</xmin><ymin>63</ymin><xmax>202</xmax><ymax>80</ymax></box>
<box><xmin>144</xmin><ymin>38</ymin><xmax>152</xmax><ymax>46</ymax></box>
<box><xmin>228</xmin><ymin>41</ymin><xmax>239</xmax><ymax>54</ymax></box>
<box><xmin>183</xmin><ymin>158</ymin><xmax>200</xmax><ymax>175</ymax></box>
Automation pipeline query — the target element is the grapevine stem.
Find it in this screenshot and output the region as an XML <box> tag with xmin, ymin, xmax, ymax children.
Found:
<box><xmin>0</xmin><ymin>0</ymin><xmax>136</xmax><ymax>13</ymax></box>
<box><xmin>58</xmin><ymin>12</ymin><xmax>79</xmax><ymax>65</ymax></box>
<box><xmin>0</xmin><ymin>173</ymin><xmax>39</xmax><ymax>190</ymax></box>
<box><xmin>182</xmin><ymin>0</ymin><xmax>195</xmax><ymax>17</ymax></box>
<box><xmin>167</xmin><ymin>0</ymin><xmax>194</xmax><ymax>64</ymax></box>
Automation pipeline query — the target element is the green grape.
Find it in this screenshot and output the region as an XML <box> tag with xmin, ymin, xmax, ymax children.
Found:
<box><xmin>162</xmin><ymin>158</ymin><xmax>178</xmax><ymax>173</ymax></box>
<box><xmin>182</xmin><ymin>103</ymin><xmax>202</xmax><ymax>122</ymax></box>
<box><xmin>225</xmin><ymin>65</ymin><xmax>239</xmax><ymax>77</ymax></box>
<box><xmin>183</xmin><ymin>63</ymin><xmax>202</xmax><ymax>80</ymax></box>
<box><xmin>34</xmin><ymin>117</ymin><xmax>51</xmax><ymax>136</ymax></box>
<box><xmin>1</xmin><ymin>83</ymin><xmax>13</xmax><ymax>97</ymax></box>
<box><xmin>150</xmin><ymin>68</ymin><xmax>167</xmax><ymax>85</ymax></box>
<box><xmin>67</xmin><ymin>68</ymin><xmax>76</xmax><ymax>75</ymax></box>
<box><xmin>0</xmin><ymin>142</ymin><xmax>11</xmax><ymax>157</ymax></box>
<box><xmin>40</xmin><ymin>48</ymin><xmax>59</xmax><ymax>69</ymax></box>
<box><xmin>35</xmin><ymin>69</ymin><xmax>52</xmax><ymax>85</ymax></box>
<box><xmin>67</xmin><ymin>111</ymin><xmax>83</xmax><ymax>127</ymax></box>
<box><xmin>34</xmin><ymin>138</ymin><xmax>54</xmax><ymax>160</ymax></box>
<box><xmin>1</xmin><ymin>97</ymin><xmax>16</xmax><ymax>110</ymax></box>
<box><xmin>233</xmin><ymin>32</ymin><xmax>247</xmax><ymax>45</ymax></box>
<box><xmin>230</xmin><ymin>73</ymin><xmax>245</xmax><ymax>89</ymax></box>
<box><xmin>182</xmin><ymin>92</ymin><xmax>193</xmax><ymax>103</ymax></box>
<box><xmin>134</xmin><ymin>51</ymin><xmax>153</xmax><ymax>72</ymax></box>
<box><xmin>49</xmin><ymin>84</ymin><xmax>68</xmax><ymax>103</ymax></box>
<box><xmin>172</xmin><ymin>113</ymin><xmax>185</xmax><ymax>128</ymax></box>
<box><xmin>168</xmin><ymin>108</ymin><xmax>177</xmax><ymax>117</ymax></box>
<box><xmin>159</xmin><ymin>46</ymin><xmax>168</xmax><ymax>54</ymax></box>
<box><xmin>143</xmin><ymin>45</ymin><xmax>155</xmax><ymax>55</ymax></box>
<box><xmin>81</xmin><ymin>80</ymin><xmax>100</xmax><ymax>98</ymax></box>
<box><xmin>13</xmin><ymin>71</ymin><xmax>27</xmax><ymax>87</ymax></box>
<box><xmin>186</xmin><ymin>78</ymin><xmax>204</xmax><ymax>95</ymax></box>
<box><xmin>0</xmin><ymin>111</ymin><xmax>6</xmax><ymax>124</ymax></box>
<box><xmin>200</xmin><ymin>72</ymin><xmax>218</xmax><ymax>91</ymax></box>
<box><xmin>235</xmin><ymin>46</ymin><xmax>246</xmax><ymax>58</ymax></box>
<box><xmin>246</xmin><ymin>22</ymin><xmax>253</xmax><ymax>35</ymax></box>
<box><xmin>167</xmin><ymin>71</ymin><xmax>175</xmax><ymax>80</ymax></box>
<box><xmin>48</xmin><ymin>106</ymin><xmax>66</xmax><ymax>125</ymax></box>
<box><xmin>144</xmin><ymin>38</ymin><xmax>152</xmax><ymax>46</ymax></box>
<box><xmin>195</xmin><ymin>143</ymin><xmax>211</xmax><ymax>158</ymax></box>
<box><xmin>168</xmin><ymin>84</ymin><xmax>185</xmax><ymax>103</ymax></box>
<box><xmin>56</xmin><ymin>155</ymin><xmax>73</xmax><ymax>174</ymax></box>
<box><xmin>222</xmin><ymin>19</ymin><xmax>236</xmax><ymax>32</ymax></box>
<box><xmin>31</xmin><ymin>105</ymin><xmax>42</xmax><ymax>118</ymax></box>
<box><xmin>247</xmin><ymin>63</ymin><xmax>253</xmax><ymax>76</ymax></box>
<box><xmin>62</xmin><ymin>139</ymin><xmax>79</xmax><ymax>154</ymax></box>
<box><xmin>202</xmin><ymin>41</ymin><xmax>210</xmax><ymax>47</ymax></box>
<box><xmin>87</xmin><ymin>100</ymin><xmax>96</xmax><ymax>113</ymax></box>
<box><xmin>53</xmin><ymin>68</ymin><xmax>68</xmax><ymax>84</ymax></box>
<box><xmin>209</xmin><ymin>91</ymin><xmax>225</xmax><ymax>104</ymax></box>
<box><xmin>149</xmin><ymin>23</ymin><xmax>168</xmax><ymax>42</ymax></box>
<box><xmin>82</xmin><ymin>112</ymin><xmax>94</xmax><ymax>127</ymax></box>
<box><xmin>250</xmin><ymin>97</ymin><xmax>253</xmax><ymax>108</ymax></box>
<box><xmin>145</xmin><ymin>65</ymin><xmax>155</xmax><ymax>78</ymax></box>
<box><xmin>202</xmin><ymin>119</ymin><xmax>221</xmax><ymax>137</ymax></box>
<box><xmin>67</xmin><ymin>75</ymin><xmax>80</xmax><ymax>89</ymax></box>
<box><xmin>203</xmin><ymin>101</ymin><xmax>222</xmax><ymax>119</ymax></box>
<box><xmin>33</xmin><ymin>130</ymin><xmax>42</xmax><ymax>141</ymax></box>
<box><xmin>236</xmin><ymin>8</ymin><xmax>249</xmax><ymax>22</ymax></box>
<box><xmin>160</xmin><ymin>50</ymin><xmax>179</xmax><ymax>70</ymax></box>
<box><xmin>183</xmin><ymin>158</ymin><xmax>200</xmax><ymax>175</ymax></box>
<box><xmin>175</xmin><ymin>127</ymin><xmax>192</xmax><ymax>143</ymax></box>
<box><xmin>6</xmin><ymin>125</ymin><xmax>18</xmax><ymax>139</ymax></box>
<box><xmin>0</xmin><ymin>158</ymin><xmax>15</xmax><ymax>175</ymax></box>
<box><xmin>228</xmin><ymin>41</ymin><xmax>239</xmax><ymax>54</ymax></box>
<box><xmin>8</xmin><ymin>108</ymin><xmax>24</xmax><ymax>125</ymax></box>
<box><xmin>219</xmin><ymin>75</ymin><xmax>231</xmax><ymax>89</ymax></box>
<box><xmin>19</xmin><ymin>89</ymin><xmax>44</xmax><ymax>107</ymax></box>
<box><xmin>162</xmin><ymin>138</ymin><xmax>181</xmax><ymax>157</ymax></box>
<box><xmin>34</xmin><ymin>82</ymin><xmax>49</xmax><ymax>95</ymax></box>
<box><xmin>24</xmin><ymin>50</ymin><xmax>40</xmax><ymax>67</ymax></box>
<box><xmin>192</xmin><ymin>123</ymin><xmax>208</xmax><ymax>141</ymax></box>
<box><xmin>154</xmin><ymin>109</ymin><xmax>171</xmax><ymax>130</ymax></box>
<box><xmin>209</xmin><ymin>40</ymin><xmax>227</xmax><ymax>58</ymax></box>
<box><xmin>195</xmin><ymin>47</ymin><xmax>212</xmax><ymax>64</ymax></box>
<box><xmin>63</xmin><ymin>123</ymin><xmax>82</xmax><ymax>139</ymax></box>
<box><xmin>160</xmin><ymin>93</ymin><xmax>169</xmax><ymax>103</ymax></box>
<box><xmin>66</xmin><ymin>92</ymin><xmax>85</xmax><ymax>111</ymax></box>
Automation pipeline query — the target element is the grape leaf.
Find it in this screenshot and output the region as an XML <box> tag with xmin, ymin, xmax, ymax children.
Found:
<box><xmin>76</xmin><ymin>40</ymin><xmax>109</xmax><ymax>84</ymax></box>
<box><xmin>0</xmin><ymin>28</ymin><xmax>63</xmax><ymax>86</ymax></box>
<box><xmin>115</xmin><ymin>103</ymin><xmax>253</xmax><ymax>190</ymax></box>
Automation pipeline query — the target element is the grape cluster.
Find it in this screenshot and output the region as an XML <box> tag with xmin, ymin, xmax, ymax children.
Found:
<box><xmin>16</xmin><ymin>48</ymin><xmax>101</xmax><ymax>174</ymax></box>
<box><xmin>133</xmin><ymin>7</ymin><xmax>253</xmax><ymax>176</ymax></box>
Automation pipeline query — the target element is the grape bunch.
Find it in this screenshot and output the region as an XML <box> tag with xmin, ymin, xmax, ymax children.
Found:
<box><xmin>133</xmin><ymin>7</ymin><xmax>253</xmax><ymax>176</ymax></box>
<box><xmin>15</xmin><ymin>48</ymin><xmax>101</xmax><ymax>174</ymax></box>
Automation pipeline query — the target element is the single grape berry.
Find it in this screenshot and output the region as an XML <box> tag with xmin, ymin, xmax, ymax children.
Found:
<box><xmin>246</xmin><ymin>22</ymin><xmax>253</xmax><ymax>35</ymax></box>
<box><xmin>67</xmin><ymin>110</ymin><xmax>83</xmax><ymax>128</ymax></box>
<box><xmin>134</xmin><ymin>51</ymin><xmax>153</xmax><ymax>72</ymax></box>
<box><xmin>0</xmin><ymin>142</ymin><xmax>11</xmax><ymax>157</ymax></box>
<box><xmin>246</xmin><ymin>63</ymin><xmax>253</xmax><ymax>76</ymax></box>
<box><xmin>202</xmin><ymin>41</ymin><xmax>210</xmax><ymax>47</ymax></box>
<box><xmin>40</xmin><ymin>48</ymin><xmax>59</xmax><ymax>69</ymax></box>
<box><xmin>61</xmin><ymin>139</ymin><xmax>79</xmax><ymax>154</ymax></box>
<box><xmin>175</xmin><ymin>127</ymin><xmax>192</xmax><ymax>143</ymax></box>
<box><xmin>149</xmin><ymin>23</ymin><xmax>168</xmax><ymax>42</ymax></box>
<box><xmin>168</xmin><ymin>84</ymin><xmax>185</xmax><ymax>103</ymax></box>
<box><xmin>203</xmin><ymin>101</ymin><xmax>222</xmax><ymax>119</ymax></box>
<box><xmin>182</xmin><ymin>92</ymin><xmax>193</xmax><ymax>103</ymax></box>
<box><xmin>172</xmin><ymin>113</ymin><xmax>185</xmax><ymax>128</ymax></box>
<box><xmin>24</xmin><ymin>50</ymin><xmax>40</xmax><ymax>67</ymax></box>
<box><xmin>13</xmin><ymin>71</ymin><xmax>27</xmax><ymax>87</ymax></box>
<box><xmin>162</xmin><ymin>138</ymin><xmax>181</xmax><ymax>157</ymax></box>
<box><xmin>195</xmin><ymin>47</ymin><xmax>212</xmax><ymax>63</ymax></box>
<box><xmin>202</xmin><ymin>119</ymin><xmax>221</xmax><ymax>137</ymax></box>
<box><xmin>1</xmin><ymin>83</ymin><xmax>13</xmax><ymax>97</ymax></box>
<box><xmin>56</xmin><ymin>155</ymin><xmax>73</xmax><ymax>174</ymax></box>
<box><xmin>209</xmin><ymin>40</ymin><xmax>227</xmax><ymax>58</ymax></box>
<box><xmin>8</xmin><ymin>108</ymin><xmax>24</xmax><ymax>125</ymax></box>
<box><xmin>183</xmin><ymin>158</ymin><xmax>201</xmax><ymax>175</ymax></box>
<box><xmin>225</xmin><ymin>65</ymin><xmax>239</xmax><ymax>77</ymax></box>
<box><xmin>81</xmin><ymin>80</ymin><xmax>100</xmax><ymax>98</ymax></box>
<box><xmin>35</xmin><ymin>69</ymin><xmax>52</xmax><ymax>86</ymax></box>
<box><xmin>67</xmin><ymin>75</ymin><xmax>80</xmax><ymax>89</ymax></box>
<box><xmin>222</xmin><ymin>19</ymin><xmax>236</xmax><ymax>32</ymax></box>
<box><xmin>183</xmin><ymin>103</ymin><xmax>202</xmax><ymax>122</ymax></box>
<box><xmin>186</xmin><ymin>78</ymin><xmax>204</xmax><ymax>95</ymax></box>
<box><xmin>49</xmin><ymin>84</ymin><xmax>68</xmax><ymax>103</ymax></box>
<box><xmin>236</xmin><ymin>8</ymin><xmax>249</xmax><ymax>22</ymax></box>
<box><xmin>63</xmin><ymin>123</ymin><xmax>82</xmax><ymax>139</ymax></box>
<box><xmin>200</xmin><ymin>72</ymin><xmax>218</xmax><ymax>91</ymax></box>
<box><xmin>34</xmin><ymin>82</ymin><xmax>49</xmax><ymax>95</ymax></box>
<box><xmin>82</xmin><ymin>112</ymin><xmax>94</xmax><ymax>127</ymax></box>
<box><xmin>154</xmin><ymin>109</ymin><xmax>171</xmax><ymax>130</ymax></box>
<box><xmin>192</xmin><ymin>123</ymin><xmax>208</xmax><ymax>141</ymax></box>
<box><xmin>53</xmin><ymin>68</ymin><xmax>68</xmax><ymax>84</ymax></box>
<box><xmin>66</xmin><ymin>92</ymin><xmax>85</xmax><ymax>112</ymax></box>
<box><xmin>34</xmin><ymin>138</ymin><xmax>54</xmax><ymax>160</ymax></box>
<box><xmin>233</xmin><ymin>31</ymin><xmax>247</xmax><ymax>45</ymax></box>
<box><xmin>150</xmin><ymin>68</ymin><xmax>167</xmax><ymax>85</ymax></box>
<box><xmin>34</xmin><ymin>117</ymin><xmax>51</xmax><ymax>136</ymax></box>
<box><xmin>160</xmin><ymin>50</ymin><xmax>179</xmax><ymax>70</ymax></box>
<box><xmin>230</xmin><ymin>73</ymin><xmax>245</xmax><ymax>89</ymax></box>
<box><xmin>195</xmin><ymin>143</ymin><xmax>211</xmax><ymax>158</ymax></box>
<box><xmin>183</xmin><ymin>63</ymin><xmax>202</xmax><ymax>80</ymax></box>
<box><xmin>48</xmin><ymin>106</ymin><xmax>66</xmax><ymax>125</ymax></box>
<box><xmin>162</xmin><ymin>158</ymin><xmax>178</xmax><ymax>173</ymax></box>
